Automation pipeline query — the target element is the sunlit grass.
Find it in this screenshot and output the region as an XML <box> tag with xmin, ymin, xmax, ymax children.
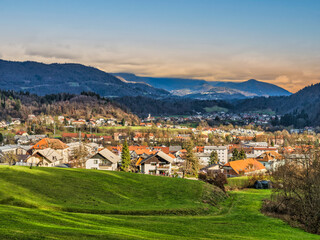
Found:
<box><xmin>0</xmin><ymin>166</ymin><xmax>319</xmax><ymax>239</ymax></box>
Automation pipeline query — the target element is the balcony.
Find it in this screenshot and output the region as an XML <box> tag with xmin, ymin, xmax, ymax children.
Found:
<box><xmin>99</xmin><ymin>163</ymin><xmax>112</xmax><ymax>167</ymax></box>
<box><xmin>156</xmin><ymin>165</ymin><xmax>170</xmax><ymax>169</ymax></box>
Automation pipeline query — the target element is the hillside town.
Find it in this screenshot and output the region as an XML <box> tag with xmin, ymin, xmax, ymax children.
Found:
<box><xmin>0</xmin><ymin>113</ymin><xmax>317</xmax><ymax>179</ymax></box>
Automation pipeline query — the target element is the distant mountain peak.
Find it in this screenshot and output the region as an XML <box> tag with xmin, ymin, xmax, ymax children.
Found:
<box><xmin>246</xmin><ymin>79</ymin><xmax>258</xmax><ymax>82</ymax></box>
<box><xmin>114</xmin><ymin>73</ymin><xmax>291</xmax><ymax>100</ymax></box>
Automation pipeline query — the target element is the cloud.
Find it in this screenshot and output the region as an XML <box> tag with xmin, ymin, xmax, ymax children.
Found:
<box><xmin>25</xmin><ymin>45</ymin><xmax>82</xmax><ymax>60</ymax></box>
<box><xmin>0</xmin><ymin>40</ymin><xmax>319</xmax><ymax>93</ymax></box>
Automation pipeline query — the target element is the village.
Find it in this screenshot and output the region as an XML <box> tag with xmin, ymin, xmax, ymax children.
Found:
<box><xmin>0</xmin><ymin>113</ymin><xmax>318</xmax><ymax>179</ymax></box>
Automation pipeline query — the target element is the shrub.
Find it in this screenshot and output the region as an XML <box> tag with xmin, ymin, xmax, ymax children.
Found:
<box><xmin>198</xmin><ymin>172</ymin><xmax>228</xmax><ymax>192</ymax></box>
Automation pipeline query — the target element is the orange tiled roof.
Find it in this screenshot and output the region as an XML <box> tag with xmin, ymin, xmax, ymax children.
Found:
<box><xmin>224</xmin><ymin>158</ymin><xmax>265</xmax><ymax>175</ymax></box>
<box><xmin>128</xmin><ymin>146</ymin><xmax>148</xmax><ymax>151</ymax></box>
<box><xmin>153</xmin><ymin>147</ymin><xmax>170</xmax><ymax>154</ymax></box>
<box><xmin>32</xmin><ymin>138</ymin><xmax>68</xmax><ymax>150</ymax></box>
<box><xmin>134</xmin><ymin>149</ymin><xmax>155</xmax><ymax>155</ymax></box>
<box><xmin>196</xmin><ymin>146</ymin><xmax>204</xmax><ymax>152</ymax></box>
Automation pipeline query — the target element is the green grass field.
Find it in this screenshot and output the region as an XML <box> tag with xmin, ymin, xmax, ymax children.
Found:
<box><xmin>0</xmin><ymin>166</ymin><xmax>319</xmax><ymax>239</ymax></box>
<box><xmin>204</xmin><ymin>106</ymin><xmax>229</xmax><ymax>113</ymax></box>
<box><xmin>0</xmin><ymin>166</ymin><xmax>223</xmax><ymax>214</ymax></box>
<box><xmin>226</xmin><ymin>176</ymin><xmax>250</xmax><ymax>189</ymax></box>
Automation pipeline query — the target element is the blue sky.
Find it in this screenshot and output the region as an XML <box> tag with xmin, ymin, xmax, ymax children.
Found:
<box><xmin>0</xmin><ymin>0</ymin><xmax>319</xmax><ymax>91</ymax></box>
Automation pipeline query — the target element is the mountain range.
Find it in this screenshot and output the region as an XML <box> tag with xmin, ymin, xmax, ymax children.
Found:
<box><xmin>0</xmin><ymin>59</ymin><xmax>169</xmax><ymax>98</ymax></box>
<box><xmin>113</xmin><ymin>73</ymin><xmax>291</xmax><ymax>99</ymax></box>
<box><xmin>1</xmin><ymin>59</ymin><xmax>320</xmax><ymax>127</ymax></box>
<box><xmin>0</xmin><ymin>59</ymin><xmax>291</xmax><ymax>100</ymax></box>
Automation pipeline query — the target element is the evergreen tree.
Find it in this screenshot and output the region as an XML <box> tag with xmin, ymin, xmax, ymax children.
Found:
<box><xmin>209</xmin><ymin>150</ymin><xmax>219</xmax><ymax>165</ymax></box>
<box><xmin>121</xmin><ymin>139</ymin><xmax>130</xmax><ymax>172</ymax></box>
<box><xmin>238</xmin><ymin>149</ymin><xmax>247</xmax><ymax>160</ymax></box>
<box><xmin>231</xmin><ymin>148</ymin><xmax>239</xmax><ymax>161</ymax></box>
<box><xmin>185</xmin><ymin>141</ymin><xmax>199</xmax><ymax>177</ymax></box>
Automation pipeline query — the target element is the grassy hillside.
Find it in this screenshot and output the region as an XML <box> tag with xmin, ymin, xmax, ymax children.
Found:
<box><xmin>0</xmin><ymin>166</ymin><xmax>224</xmax><ymax>214</ymax></box>
<box><xmin>1</xmin><ymin>190</ymin><xmax>319</xmax><ymax>239</ymax></box>
<box><xmin>0</xmin><ymin>166</ymin><xmax>319</xmax><ymax>239</ymax></box>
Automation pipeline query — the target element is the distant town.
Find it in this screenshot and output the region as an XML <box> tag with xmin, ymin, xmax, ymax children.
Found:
<box><xmin>0</xmin><ymin>111</ymin><xmax>317</xmax><ymax>179</ymax></box>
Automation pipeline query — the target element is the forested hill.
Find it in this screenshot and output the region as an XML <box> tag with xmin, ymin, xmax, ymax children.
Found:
<box><xmin>0</xmin><ymin>59</ymin><xmax>169</xmax><ymax>98</ymax></box>
<box><xmin>115</xmin><ymin>96</ymin><xmax>234</xmax><ymax>116</ymax></box>
<box><xmin>235</xmin><ymin>83</ymin><xmax>320</xmax><ymax>126</ymax></box>
<box><xmin>0</xmin><ymin>91</ymin><xmax>139</xmax><ymax>123</ymax></box>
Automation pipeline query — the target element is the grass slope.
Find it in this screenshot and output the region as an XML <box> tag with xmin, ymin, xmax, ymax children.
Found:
<box><xmin>0</xmin><ymin>166</ymin><xmax>319</xmax><ymax>239</ymax></box>
<box><xmin>0</xmin><ymin>190</ymin><xmax>319</xmax><ymax>239</ymax></box>
<box><xmin>0</xmin><ymin>166</ymin><xmax>224</xmax><ymax>214</ymax></box>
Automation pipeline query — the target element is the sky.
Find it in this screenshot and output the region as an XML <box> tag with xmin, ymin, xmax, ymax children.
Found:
<box><xmin>0</xmin><ymin>0</ymin><xmax>319</xmax><ymax>92</ymax></box>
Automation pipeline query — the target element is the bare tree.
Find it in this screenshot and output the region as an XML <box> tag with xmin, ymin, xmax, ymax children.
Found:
<box><xmin>2</xmin><ymin>152</ymin><xmax>18</xmax><ymax>165</ymax></box>
<box><xmin>265</xmin><ymin>147</ymin><xmax>320</xmax><ymax>234</ymax></box>
<box><xmin>69</xmin><ymin>144</ymin><xmax>89</xmax><ymax>168</ymax></box>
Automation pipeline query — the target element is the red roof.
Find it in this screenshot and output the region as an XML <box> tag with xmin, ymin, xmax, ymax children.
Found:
<box><xmin>153</xmin><ymin>147</ymin><xmax>170</xmax><ymax>154</ymax></box>
<box><xmin>62</xmin><ymin>133</ymin><xmax>99</xmax><ymax>138</ymax></box>
<box><xmin>16</xmin><ymin>131</ymin><xmax>27</xmax><ymax>135</ymax></box>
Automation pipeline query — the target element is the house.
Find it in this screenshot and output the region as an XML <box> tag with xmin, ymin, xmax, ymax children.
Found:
<box><xmin>27</xmin><ymin>148</ymin><xmax>65</xmax><ymax>167</ymax></box>
<box><xmin>169</xmin><ymin>145</ymin><xmax>182</xmax><ymax>154</ymax></box>
<box><xmin>200</xmin><ymin>163</ymin><xmax>222</xmax><ymax>174</ymax></box>
<box><xmin>223</xmin><ymin>158</ymin><xmax>266</xmax><ymax>177</ymax></box>
<box><xmin>67</xmin><ymin>142</ymin><xmax>101</xmax><ymax>157</ymax></box>
<box><xmin>196</xmin><ymin>152</ymin><xmax>211</xmax><ymax>165</ymax></box>
<box><xmin>203</xmin><ymin>146</ymin><xmax>228</xmax><ymax>164</ymax></box>
<box><xmin>86</xmin><ymin>148</ymin><xmax>120</xmax><ymax>170</ymax></box>
<box><xmin>29</xmin><ymin>138</ymin><xmax>69</xmax><ymax>163</ymax></box>
<box><xmin>16</xmin><ymin>131</ymin><xmax>27</xmax><ymax>136</ymax></box>
<box><xmin>0</xmin><ymin>145</ymin><xmax>30</xmax><ymax>156</ymax></box>
<box><xmin>14</xmin><ymin>134</ymin><xmax>47</xmax><ymax>144</ymax></box>
<box><xmin>138</xmin><ymin>151</ymin><xmax>174</xmax><ymax>175</ymax></box>
<box><xmin>252</xmin><ymin>147</ymin><xmax>278</xmax><ymax>155</ymax></box>
<box><xmin>256</xmin><ymin>151</ymin><xmax>284</xmax><ymax>171</ymax></box>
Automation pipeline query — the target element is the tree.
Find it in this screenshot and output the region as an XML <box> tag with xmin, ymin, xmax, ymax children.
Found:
<box><xmin>185</xmin><ymin>140</ymin><xmax>199</xmax><ymax>177</ymax></box>
<box><xmin>121</xmin><ymin>139</ymin><xmax>130</xmax><ymax>172</ymax></box>
<box><xmin>0</xmin><ymin>133</ymin><xmax>3</xmax><ymax>144</ymax></box>
<box><xmin>14</xmin><ymin>99</ymin><xmax>21</xmax><ymax>111</ymax></box>
<box><xmin>2</xmin><ymin>152</ymin><xmax>18</xmax><ymax>165</ymax></box>
<box><xmin>121</xmin><ymin>118</ymin><xmax>126</xmax><ymax>126</ymax></box>
<box><xmin>265</xmin><ymin>149</ymin><xmax>320</xmax><ymax>234</ymax></box>
<box><xmin>231</xmin><ymin>149</ymin><xmax>239</xmax><ymax>161</ymax></box>
<box><xmin>238</xmin><ymin>149</ymin><xmax>247</xmax><ymax>160</ymax></box>
<box><xmin>270</xmin><ymin>140</ymin><xmax>275</xmax><ymax>147</ymax></box>
<box><xmin>69</xmin><ymin>144</ymin><xmax>89</xmax><ymax>168</ymax></box>
<box><xmin>209</xmin><ymin>150</ymin><xmax>219</xmax><ymax>165</ymax></box>
<box><xmin>225</xmin><ymin>134</ymin><xmax>232</xmax><ymax>143</ymax></box>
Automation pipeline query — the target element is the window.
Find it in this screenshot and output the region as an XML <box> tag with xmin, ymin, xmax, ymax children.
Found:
<box><xmin>93</xmin><ymin>160</ymin><xmax>98</xmax><ymax>164</ymax></box>
<box><xmin>151</xmin><ymin>162</ymin><xmax>157</xmax><ymax>166</ymax></box>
